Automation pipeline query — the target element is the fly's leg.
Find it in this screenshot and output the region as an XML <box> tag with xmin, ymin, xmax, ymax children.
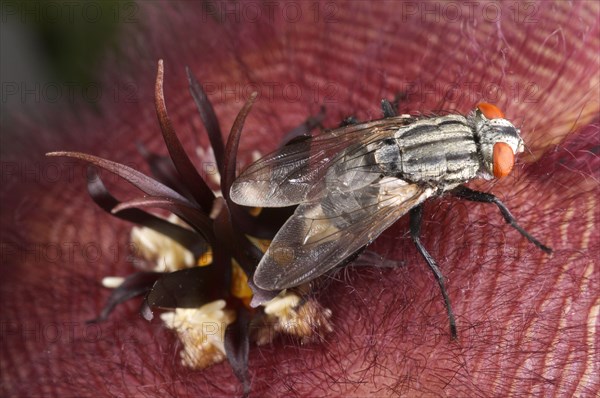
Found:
<box><xmin>280</xmin><ymin>106</ymin><xmax>326</xmax><ymax>145</ymax></box>
<box><xmin>341</xmin><ymin>97</ymin><xmax>398</xmax><ymax>127</ymax></box>
<box><xmin>338</xmin><ymin>245</ymin><xmax>367</xmax><ymax>267</ymax></box>
<box><xmin>349</xmin><ymin>95</ymin><xmax>406</xmax><ymax>124</ymax></box>
<box><xmin>382</xmin><ymin>92</ymin><xmax>409</xmax><ymax>117</ymax></box>
<box><xmin>410</xmin><ymin>205</ymin><xmax>458</xmax><ymax>339</ymax></box>
<box><xmin>452</xmin><ymin>186</ymin><xmax>552</xmax><ymax>254</ymax></box>
<box><xmin>345</xmin><ymin>95</ymin><xmax>409</xmax><ymax>126</ymax></box>
<box><xmin>339</xmin><ymin>116</ymin><xmax>360</xmax><ymax>127</ymax></box>
<box><xmin>381</xmin><ymin>99</ymin><xmax>397</xmax><ymax>117</ymax></box>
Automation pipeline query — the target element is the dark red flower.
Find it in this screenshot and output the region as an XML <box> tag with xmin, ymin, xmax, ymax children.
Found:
<box><xmin>2</xmin><ymin>1</ymin><xmax>598</xmax><ymax>397</ymax></box>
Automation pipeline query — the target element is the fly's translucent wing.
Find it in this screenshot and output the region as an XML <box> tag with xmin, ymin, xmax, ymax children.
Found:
<box><xmin>230</xmin><ymin>116</ymin><xmax>415</xmax><ymax>207</ymax></box>
<box><xmin>253</xmin><ymin>177</ymin><xmax>434</xmax><ymax>290</ymax></box>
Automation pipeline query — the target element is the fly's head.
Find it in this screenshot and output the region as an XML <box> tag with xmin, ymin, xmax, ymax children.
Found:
<box><xmin>472</xmin><ymin>103</ymin><xmax>524</xmax><ymax>179</ymax></box>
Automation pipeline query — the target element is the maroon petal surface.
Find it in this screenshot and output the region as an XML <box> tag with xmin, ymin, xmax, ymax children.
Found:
<box><xmin>1</xmin><ymin>1</ymin><xmax>598</xmax><ymax>397</ymax></box>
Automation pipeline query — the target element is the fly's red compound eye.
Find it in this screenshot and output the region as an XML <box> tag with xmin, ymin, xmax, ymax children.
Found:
<box><xmin>493</xmin><ymin>142</ymin><xmax>515</xmax><ymax>178</ymax></box>
<box><xmin>477</xmin><ymin>103</ymin><xmax>505</xmax><ymax>119</ymax></box>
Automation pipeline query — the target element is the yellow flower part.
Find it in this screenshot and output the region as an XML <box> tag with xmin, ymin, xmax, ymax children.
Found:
<box><xmin>160</xmin><ymin>300</ymin><xmax>235</xmax><ymax>369</ymax></box>
<box><xmin>130</xmin><ymin>214</ymin><xmax>195</xmax><ymax>272</ymax></box>
<box><xmin>230</xmin><ymin>261</ymin><xmax>253</xmax><ymax>307</ymax></box>
<box><xmin>197</xmin><ymin>248</ymin><xmax>213</xmax><ymax>267</ymax></box>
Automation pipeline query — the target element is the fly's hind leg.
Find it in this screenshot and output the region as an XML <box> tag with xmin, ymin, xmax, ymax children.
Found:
<box><xmin>382</xmin><ymin>92</ymin><xmax>410</xmax><ymax>118</ymax></box>
<box><xmin>345</xmin><ymin>94</ymin><xmax>406</xmax><ymax>125</ymax></box>
<box><xmin>343</xmin><ymin>94</ymin><xmax>410</xmax><ymax>126</ymax></box>
<box><xmin>381</xmin><ymin>99</ymin><xmax>397</xmax><ymax>118</ymax></box>
<box><xmin>410</xmin><ymin>204</ymin><xmax>458</xmax><ymax>339</ymax></box>
<box><xmin>339</xmin><ymin>116</ymin><xmax>360</xmax><ymax>127</ymax></box>
<box><xmin>280</xmin><ymin>106</ymin><xmax>326</xmax><ymax>145</ymax></box>
<box><xmin>452</xmin><ymin>186</ymin><xmax>552</xmax><ymax>254</ymax></box>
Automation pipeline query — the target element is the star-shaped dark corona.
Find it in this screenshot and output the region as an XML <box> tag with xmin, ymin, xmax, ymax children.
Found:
<box><xmin>47</xmin><ymin>60</ymin><xmax>334</xmax><ymax>395</ymax></box>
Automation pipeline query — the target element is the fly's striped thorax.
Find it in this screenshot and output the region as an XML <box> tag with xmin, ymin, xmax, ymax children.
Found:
<box><xmin>394</xmin><ymin>115</ymin><xmax>481</xmax><ymax>186</ymax></box>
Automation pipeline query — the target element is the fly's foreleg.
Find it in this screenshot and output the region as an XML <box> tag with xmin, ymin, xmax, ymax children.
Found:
<box><xmin>410</xmin><ymin>205</ymin><xmax>458</xmax><ymax>339</ymax></box>
<box><xmin>452</xmin><ymin>186</ymin><xmax>552</xmax><ymax>254</ymax></box>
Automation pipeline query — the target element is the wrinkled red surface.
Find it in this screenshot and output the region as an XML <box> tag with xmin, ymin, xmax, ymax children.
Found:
<box><xmin>1</xmin><ymin>1</ymin><xmax>599</xmax><ymax>397</ymax></box>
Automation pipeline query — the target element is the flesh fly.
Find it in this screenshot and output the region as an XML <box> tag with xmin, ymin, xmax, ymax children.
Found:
<box><xmin>230</xmin><ymin>102</ymin><xmax>552</xmax><ymax>338</ymax></box>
